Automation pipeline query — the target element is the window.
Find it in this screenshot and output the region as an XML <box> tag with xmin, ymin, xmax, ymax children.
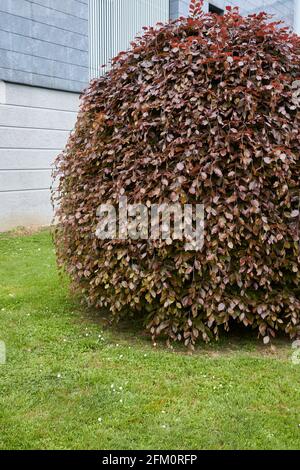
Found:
<box><xmin>209</xmin><ymin>4</ymin><xmax>224</xmax><ymax>15</ymax></box>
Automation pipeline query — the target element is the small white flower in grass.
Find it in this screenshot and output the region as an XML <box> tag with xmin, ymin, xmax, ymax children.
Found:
<box><xmin>98</xmin><ymin>417</ymin><xmax>102</xmax><ymax>423</ymax></box>
<box><xmin>144</xmin><ymin>354</ymin><xmax>148</xmax><ymax>358</ymax></box>
<box><xmin>111</xmin><ymin>384</ymin><xmax>114</xmax><ymax>389</ymax></box>
<box><xmin>120</xmin><ymin>399</ymin><xmax>123</xmax><ymax>403</ymax></box>
<box><xmin>162</xmin><ymin>410</ymin><xmax>166</xmax><ymax>414</ymax></box>
<box><xmin>119</xmin><ymin>386</ymin><xmax>123</xmax><ymax>391</ymax></box>
<box><xmin>119</xmin><ymin>354</ymin><xmax>123</xmax><ymax>359</ymax></box>
<box><xmin>161</xmin><ymin>425</ymin><xmax>167</xmax><ymax>429</ymax></box>
<box><xmin>116</xmin><ymin>344</ymin><xmax>119</xmax><ymax>347</ymax></box>
<box><xmin>57</xmin><ymin>373</ymin><xmax>62</xmax><ymax>379</ymax></box>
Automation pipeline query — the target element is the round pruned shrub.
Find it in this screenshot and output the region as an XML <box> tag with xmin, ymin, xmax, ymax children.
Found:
<box><xmin>53</xmin><ymin>1</ymin><xmax>300</xmax><ymax>347</ymax></box>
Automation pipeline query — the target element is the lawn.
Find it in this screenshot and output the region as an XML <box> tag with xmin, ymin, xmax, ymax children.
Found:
<box><xmin>0</xmin><ymin>229</ymin><xmax>299</xmax><ymax>450</ymax></box>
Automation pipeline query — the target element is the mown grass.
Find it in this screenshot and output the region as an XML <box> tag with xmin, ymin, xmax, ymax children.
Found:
<box><xmin>0</xmin><ymin>229</ymin><xmax>299</xmax><ymax>450</ymax></box>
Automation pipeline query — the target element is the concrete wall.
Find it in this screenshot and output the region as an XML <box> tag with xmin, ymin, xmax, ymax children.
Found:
<box><xmin>0</xmin><ymin>0</ymin><xmax>89</xmax><ymax>92</ymax></box>
<box><xmin>0</xmin><ymin>81</ymin><xmax>79</xmax><ymax>231</ymax></box>
<box><xmin>172</xmin><ymin>0</ymin><xmax>295</xmax><ymax>28</ymax></box>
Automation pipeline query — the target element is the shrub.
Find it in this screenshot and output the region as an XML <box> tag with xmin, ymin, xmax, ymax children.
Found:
<box><xmin>53</xmin><ymin>1</ymin><xmax>300</xmax><ymax>347</ymax></box>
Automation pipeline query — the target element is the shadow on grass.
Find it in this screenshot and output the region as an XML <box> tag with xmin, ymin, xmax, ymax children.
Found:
<box><xmin>77</xmin><ymin>302</ymin><xmax>292</xmax><ymax>359</ymax></box>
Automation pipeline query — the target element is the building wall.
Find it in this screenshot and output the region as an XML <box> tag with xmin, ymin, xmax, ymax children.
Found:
<box><xmin>0</xmin><ymin>0</ymin><xmax>89</xmax><ymax>92</ymax></box>
<box><xmin>0</xmin><ymin>81</ymin><xmax>79</xmax><ymax>231</ymax></box>
<box><xmin>295</xmin><ymin>0</ymin><xmax>300</xmax><ymax>34</ymax></box>
<box><xmin>89</xmin><ymin>0</ymin><xmax>170</xmax><ymax>78</ymax></box>
<box><xmin>0</xmin><ymin>0</ymin><xmax>88</xmax><ymax>232</ymax></box>
<box><xmin>172</xmin><ymin>1</ymin><xmax>295</xmax><ymax>30</ymax></box>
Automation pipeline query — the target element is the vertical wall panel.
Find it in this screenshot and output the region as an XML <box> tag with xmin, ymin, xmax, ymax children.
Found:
<box><xmin>295</xmin><ymin>0</ymin><xmax>300</xmax><ymax>34</ymax></box>
<box><xmin>89</xmin><ymin>0</ymin><xmax>170</xmax><ymax>78</ymax></box>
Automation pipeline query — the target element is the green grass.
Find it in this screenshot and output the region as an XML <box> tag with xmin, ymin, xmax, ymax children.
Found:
<box><xmin>0</xmin><ymin>229</ymin><xmax>299</xmax><ymax>450</ymax></box>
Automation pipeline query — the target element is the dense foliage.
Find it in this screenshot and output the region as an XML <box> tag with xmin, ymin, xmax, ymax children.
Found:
<box><xmin>54</xmin><ymin>1</ymin><xmax>300</xmax><ymax>347</ymax></box>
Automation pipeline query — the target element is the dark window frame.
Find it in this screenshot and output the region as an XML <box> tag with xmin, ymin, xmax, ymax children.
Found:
<box><xmin>209</xmin><ymin>4</ymin><xmax>224</xmax><ymax>15</ymax></box>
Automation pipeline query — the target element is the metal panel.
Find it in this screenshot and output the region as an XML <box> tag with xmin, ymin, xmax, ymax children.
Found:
<box><xmin>0</xmin><ymin>81</ymin><xmax>80</xmax><ymax>111</ymax></box>
<box><xmin>0</xmin><ymin>190</ymin><xmax>53</xmax><ymax>232</ymax></box>
<box><xmin>0</xmin><ymin>82</ymin><xmax>79</xmax><ymax>231</ymax></box>
<box><xmin>0</xmin><ymin>105</ymin><xmax>77</xmax><ymax>131</ymax></box>
<box><xmin>89</xmin><ymin>0</ymin><xmax>170</xmax><ymax>78</ymax></box>
<box><xmin>0</xmin><ymin>170</ymin><xmax>52</xmax><ymax>192</ymax></box>
<box><xmin>0</xmin><ymin>128</ymin><xmax>70</xmax><ymax>150</ymax></box>
<box><xmin>0</xmin><ymin>0</ymin><xmax>89</xmax><ymax>92</ymax></box>
<box><xmin>295</xmin><ymin>0</ymin><xmax>300</xmax><ymax>34</ymax></box>
<box><xmin>0</xmin><ymin>149</ymin><xmax>60</xmax><ymax>171</ymax></box>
